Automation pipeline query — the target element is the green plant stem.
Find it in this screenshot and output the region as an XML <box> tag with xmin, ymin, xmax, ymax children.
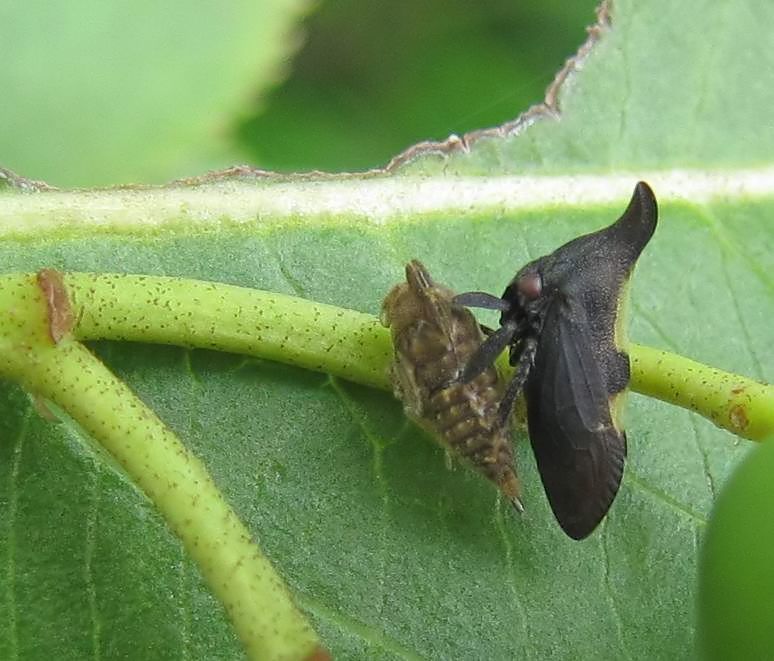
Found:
<box><xmin>0</xmin><ymin>273</ymin><xmax>321</xmax><ymax>661</ymax></box>
<box><xmin>66</xmin><ymin>272</ymin><xmax>392</xmax><ymax>389</ymax></box>
<box><xmin>630</xmin><ymin>344</ymin><xmax>774</xmax><ymax>442</ymax></box>
<box><xmin>0</xmin><ymin>270</ymin><xmax>770</xmax><ymax>653</ymax></box>
<box><xmin>61</xmin><ymin>272</ymin><xmax>774</xmax><ymax>442</ymax></box>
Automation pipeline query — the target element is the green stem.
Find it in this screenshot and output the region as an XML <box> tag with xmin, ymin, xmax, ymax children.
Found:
<box><xmin>62</xmin><ymin>272</ymin><xmax>774</xmax><ymax>442</ymax></box>
<box><xmin>630</xmin><ymin>344</ymin><xmax>774</xmax><ymax>442</ymax></box>
<box><xmin>65</xmin><ymin>272</ymin><xmax>392</xmax><ymax>390</ymax></box>
<box><xmin>0</xmin><ymin>273</ymin><xmax>322</xmax><ymax>661</ymax></box>
<box><xmin>0</xmin><ymin>270</ymin><xmax>771</xmax><ymax>653</ymax></box>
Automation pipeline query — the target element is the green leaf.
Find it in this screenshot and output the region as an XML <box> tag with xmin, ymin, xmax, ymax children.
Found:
<box><xmin>237</xmin><ymin>0</ymin><xmax>599</xmax><ymax>172</ymax></box>
<box><xmin>1</xmin><ymin>0</ymin><xmax>772</xmax><ymax>658</ymax></box>
<box><xmin>699</xmin><ymin>435</ymin><xmax>774</xmax><ymax>660</ymax></box>
<box><xmin>0</xmin><ymin>1</ymin><xmax>309</xmax><ymax>187</ymax></box>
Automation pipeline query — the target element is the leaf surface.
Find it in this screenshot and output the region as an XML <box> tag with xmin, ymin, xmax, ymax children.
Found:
<box><xmin>0</xmin><ymin>1</ymin><xmax>771</xmax><ymax>658</ymax></box>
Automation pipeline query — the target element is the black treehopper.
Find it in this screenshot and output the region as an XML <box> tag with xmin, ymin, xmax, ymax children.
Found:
<box><xmin>381</xmin><ymin>260</ymin><xmax>523</xmax><ymax>511</ymax></box>
<box><xmin>455</xmin><ymin>182</ymin><xmax>658</xmax><ymax>539</ymax></box>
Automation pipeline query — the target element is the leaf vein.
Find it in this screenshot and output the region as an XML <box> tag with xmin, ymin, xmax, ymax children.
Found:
<box><xmin>267</xmin><ymin>242</ymin><xmax>307</xmax><ymax>298</ymax></box>
<box><xmin>688</xmin><ymin>413</ymin><xmax>716</xmax><ymax>501</ymax></box>
<box><xmin>634</xmin><ymin>305</ymin><xmax>719</xmax><ymax>502</ymax></box>
<box><xmin>624</xmin><ymin>467</ymin><xmax>707</xmax><ymax>526</ymax></box>
<box><xmin>692</xmin><ymin>203</ymin><xmax>774</xmax><ymax>293</ymax></box>
<box><xmin>295</xmin><ymin>592</ymin><xmax>423</xmax><ymax>661</ymax></box>
<box><xmin>181</xmin><ymin>349</ymin><xmax>203</xmax><ymax>385</ymax></box>
<box><xmin>683</xmin><ymin>203</ymin><xmax>769</xmax><ymax>380</ymax></box>
<box><xmin>599</xmin><ymin>520</ymin><xmax>632</xmax><ymax>661</ymax></box>
<box><xmin>6</xmin><ymin>405</ymin><xmax>32</xmax><ymax>661</ymax></box>
<box><xmin>84</xmin><ymin>463</ymin><xmax>101</xmax><ymax>661</ymax></box>
<box><xmin>177</xmin><ymin>558</ymin><xmax>191</xmax><ymax>660</ymax></box>
<box><xmin>492</xmin><ymin>501</ymin><xmax>530</xmax><ymax>656</ymax></box>
<box><xmin>719</xmin><ymin>248</ymin><xmax>767</xmax><ymax>381</ymax></box>
<box><xmin>326</xmin><ymin>376</ymin><xmax>390</xmax><ymax>618</ymax></box>
<box><xmin>688</xmin><ymin>3</ymin><xmax>731</xmax><ymax>157</ymax></box>
<box><xmin>633</xmin><ymin>302</ymin><xmax>678</xmax><ymax>349</ymax></box>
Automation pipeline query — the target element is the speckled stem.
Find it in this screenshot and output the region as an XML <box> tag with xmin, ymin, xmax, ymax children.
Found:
<box><xmin>0</xmin><ymin>273</ymin><xmax>323</xmax><ymax>661</ymax></box>
<box><xmin>64</xmin><ymin>272</ymin><xmax>774</xmax><ymax>442</ymax></box>
<box><xmin>0</xmin><ymin>270</ymin><xmax>771</xmax><ymax>655</ymax></box>
<box><xmin>630</xmin><ymin>344</ymin><xmax>774</xmax><ymax>442</ymax></box>
<box><xmin>65</xmin><ymin>272</ymin><xmax>393</xmax><ymax>390</ymax></box>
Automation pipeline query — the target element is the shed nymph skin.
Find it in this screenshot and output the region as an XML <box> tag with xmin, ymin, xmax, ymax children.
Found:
<box><xmin>381</xmin><ymin>260</ymin><xmax>523</xmax><ymax>511</ymax></box>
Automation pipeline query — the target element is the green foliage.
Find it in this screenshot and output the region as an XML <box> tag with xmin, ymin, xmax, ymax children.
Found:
<box><xmin>238</xmin><ymin>0</ymin><xmax>598</xmax><ymax>172</ymax></box>
<box><xmin>0</xmin><ymin>0</ymin><xmax>308</xmax><ymax>187</ymax></box>
<box><xmin>700</xmin><ymin>436</ymin><xmax>774</xmax><ymax>660</ymax></box>
<box><xmin>0</xmin><ymin>0</ymin><xmax>598</xmax><ymax>185</ymax></box>
<box><xmin>0</xmin><ymin>0</ymin><xmax>772</xmax><ymax>659</ymax></box>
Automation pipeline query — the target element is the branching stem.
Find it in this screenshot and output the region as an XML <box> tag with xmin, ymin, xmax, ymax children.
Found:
<box><xmin>0</xmin><ymin>269</ymin><xmax>771</xmax><ymax>656</ymax></box>
<box><xmin>0</xmin><ymin>273</ymin><xmax>323</xmax><ymax>661</ymax></box>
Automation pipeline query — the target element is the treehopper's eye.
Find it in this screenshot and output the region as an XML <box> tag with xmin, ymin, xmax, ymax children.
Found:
<box><xmin>517</xmin><ymin>272</ymin><xmax>542</xmax><ymax>300</ymax></box>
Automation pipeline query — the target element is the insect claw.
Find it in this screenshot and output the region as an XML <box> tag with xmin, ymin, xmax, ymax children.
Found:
<box><xmin>510</xmin><ymin>496</ymin><xmax>525</xmax><ymax>513</ymax></box>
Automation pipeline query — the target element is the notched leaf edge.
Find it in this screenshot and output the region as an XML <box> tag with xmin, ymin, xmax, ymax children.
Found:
<box><xmin>382</xmin><ymin>0</ymin><xmax>612</xmax><ymax>171</ymax></box>
<box><xmin>0</xmin><ymin>0</ymin><xmax>613</xmax><ymax>190</ymax></box>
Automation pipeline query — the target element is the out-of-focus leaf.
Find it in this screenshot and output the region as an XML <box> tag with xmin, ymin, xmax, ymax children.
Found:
<box><xmin>0</xmin><ymin>0</ymin><xmax>309</xmax><ymax>187</ymax></box>
<box><xmin>700</xmin><ymin>436</ymin><xmax>774</xmax><ymax>661</ymax></box>
<box><xmin>238</xmin><ymin>0</ymin><xmax>598</xmax><ymax>172</ymax></box>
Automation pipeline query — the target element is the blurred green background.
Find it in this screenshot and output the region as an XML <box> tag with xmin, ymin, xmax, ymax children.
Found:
<box><xmin>1</xmin><ymin>0</ymin><xmax>598</xmax><ymax>187</ymax></box>
<box><xmin>699</xmin><ymin>435</ymin><xmax>774</xmax><ymax>660</ymax></box>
